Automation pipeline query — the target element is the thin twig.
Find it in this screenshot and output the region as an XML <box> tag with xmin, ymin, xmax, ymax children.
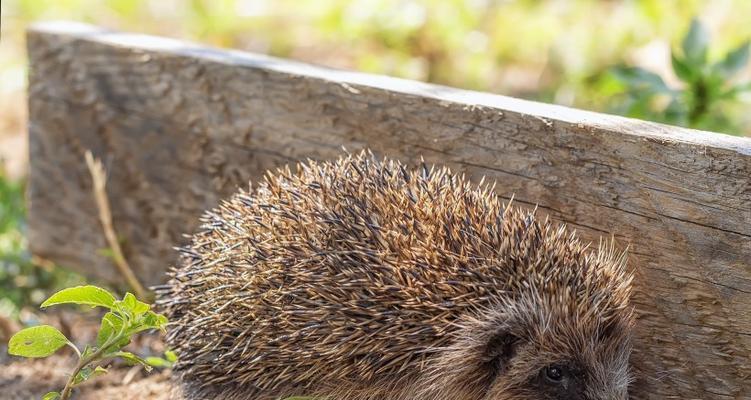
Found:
<box><xmin>84</xmin><ymin>151</ymin><xmax>147</xmax><ymax>299</ymax></box>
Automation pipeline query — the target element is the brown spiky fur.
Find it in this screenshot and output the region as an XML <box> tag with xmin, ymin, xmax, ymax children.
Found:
<box><xmin>158</xmin><ymin>151</ymin><xmax>634</xmax><ymax>400</ymax></box>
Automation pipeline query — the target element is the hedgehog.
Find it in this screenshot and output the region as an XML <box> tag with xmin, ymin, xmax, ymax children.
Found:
<box><xmin>158</xmin><ymin>150</ymin><xmax>635</xmax><ymax>400</ymax></box>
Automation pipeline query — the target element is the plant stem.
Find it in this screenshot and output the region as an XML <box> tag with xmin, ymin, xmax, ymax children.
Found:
<box><xmin>689</xmin><ymin>79</ymin><xmax>709</xmax><ymax>126</ymax></box>
<box><xmin>59</xmin><ymin>334</ymin><xmax>122</xmax><ymax>400</ymax></box>
<box><xmin>65</xmin><ymin>341</ymin><xmax>82</xmax><ymax>359</ymax></box>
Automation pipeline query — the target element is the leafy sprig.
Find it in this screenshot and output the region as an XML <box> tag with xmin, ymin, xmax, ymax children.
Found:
<box><xmin>7</xmin><ymin>285</ymin><xmax>170</xmax><ymax>400</ymax></box>
<box><xmin>611</xmin><ymin>18</ymin><xmax>750</xmax><ymax>135</ymax></box>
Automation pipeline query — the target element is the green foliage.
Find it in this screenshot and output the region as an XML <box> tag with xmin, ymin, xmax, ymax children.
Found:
<box><xmin>8</xmin><ymin>325</ymin><xmax>70</xmax><ymax>358</ymax></box>
<box><xmin>41</xmin><ymin>285</ymin><xmax>117</xmax><ymax>309</ymax></box>
<box><xmin>143</xmin><ymin>349</ymin><xmax>178</xmax><ymax>368</ymax></box>
<box><xmin>7</xmin><ymin>286</ymin><xmax>170</xmax><ymax>400</ymax></box>
<box><xmin>3</xmin><ymin>1</ymin><xmax>751</xmax><ymax>136</ymax></box>
<box><xmin>610</xmin><ymin>18</ymin><xmax>751</xmax><ymax>135</ymax></box>
<box><xmin>0</xmin><ymin>174</ymin><xmax>86</xmax><ymax>318</ymax></box>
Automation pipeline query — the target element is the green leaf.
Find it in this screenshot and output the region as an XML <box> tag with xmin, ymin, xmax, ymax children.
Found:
<box><xmin>671</xmin><ymin>53</ymin><xmax>696</xmax><ymax>83</ymax></box>
<box><xmin>73</xmin><ymin>366</ymin><xmax>92</xmax><ymax>385</ymax></box>
<box><xmin>142</xmin><ymin>350</ymin><xmax>177</xmax><ymax>369</ymax></box>
<box><xmin>73</xmin><ymin>365</ymin><xmax>108</xmax><ymax>385</ymax></box>
<box><xmin>144</xmin><ymin>356</ymin><xmax>172</xmax><ymax>368</ymax></box>
<box><xmin>113</xmin><ymin>351</ymin><xmax>153</xmax><ymax>372</ymax></box>
<box><xmin>41</xmin><ymin>286</ymin><xmax>117</xmax><ymax>309</ymax></box>
<box><xmin>96</xmin><ymin>312</ymin><xmax>129</xmax><ymax>351</ymax></box>
<box><xmin>682</xmin><ymin>18</ymin><xmax>709</xmax><ymax>65</ymax></box>
<box><xmin>164</xmin><ymin>349</ymin><xmax>178</xmax><ymax>363</ymax></box>
<box><xmin>42</xmin><ymin>392</ymin><xmax>61</xmax><ymax>400</ymax></box>
<box><xmin>93</xmin><ymin>365</ymin><xmax>108</xmax><ymax>377</ymax></box>
<box><xmin>702</xmin><ymin>73</ymin><xmax>726</xmax><ymax>100</ymax></box>
<box><xmin>715</xmin><ymin>41</ymin><xmax>750</xmax><ymax>78</ymax></box>
<box><xmin>611</xmin><ymin>66</ymin><xmax>670</xmax><ymax>93</ymax></box>
<box><xmin>120</xmin><ymin>292</ymin><xmax>150</xmax><ymax>316</ymax></box>
<box><xmin>663</xmin><ymin>97</ymin><xmax>687</xmax><ymax>125</ymax></box>
<box><xmin>81</xmin><ymin>345</ymin><xmax>95</xmax><ymax>359</ymax></box>
<box><xmin>141</xmin><ymin>311</ymin><xmax>168</xmax><ymax>330</ymax></box>
<box><xmin>8</xmin><ymin>325</ymin><xmax>70</xmax><ymax>358</ymax></box>
<box><xmin>719</xmin><ymin>81</ymin><xmax>751</xmax><ymax>100</ymax></box>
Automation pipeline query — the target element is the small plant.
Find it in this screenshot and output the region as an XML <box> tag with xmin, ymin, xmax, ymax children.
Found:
<box><xmin>611</xmin><ymin>18</ymin><xmax>750</xmax><ymax>135</ymax></box>
<box><xmin>7</xmin><ymin>285</ymin><xmax>170</xmax><ymax>400</ymax></box>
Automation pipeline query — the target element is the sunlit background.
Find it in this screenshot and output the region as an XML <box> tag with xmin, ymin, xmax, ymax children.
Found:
<box><xmin>1</xmin><ymin>0</ymin><xmax>751</xmax><ymax>326</ymax></box>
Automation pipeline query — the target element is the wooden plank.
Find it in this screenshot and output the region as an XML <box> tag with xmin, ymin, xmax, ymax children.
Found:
<box><xmin>26</xmin><ymin>22</ymin><xmax>750</xmax><ymax>399</ymax></box>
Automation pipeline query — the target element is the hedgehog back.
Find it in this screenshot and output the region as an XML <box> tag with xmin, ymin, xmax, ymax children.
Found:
<box><xmin>161</xmin><ymin>152</ymin><xmax>621</xmax><ymax>398</ymax></box>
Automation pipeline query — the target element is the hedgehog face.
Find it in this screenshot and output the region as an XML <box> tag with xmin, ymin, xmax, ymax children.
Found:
<box><xmin>482</xmin><ymin>319</ymin><xmax>632</xmax><ymax>400</ymax></box>
<box><xmin>482</xmin><ymin>300</ymin><xmax>631</xmax><ymax>400</ymax></box>
<box><xmin>422</xmin><ymin>296</ymin><xmax>633</xmax><ymax>400</ymax></box>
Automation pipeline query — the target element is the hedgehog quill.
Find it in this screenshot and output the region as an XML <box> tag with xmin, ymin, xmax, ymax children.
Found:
<box><xmin>157</xmin><ymin>150</ymin><xmax>635</xmax><ymax>400</ymax></box>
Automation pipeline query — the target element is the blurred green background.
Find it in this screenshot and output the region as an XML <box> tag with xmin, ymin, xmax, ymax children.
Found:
<box><xmin>1</xmin><ymin>0</ymin><xmax>750</xmax><ymax>325</ymax></box>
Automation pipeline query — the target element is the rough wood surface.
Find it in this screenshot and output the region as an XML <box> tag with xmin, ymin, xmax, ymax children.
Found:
<box><xmin>26</xmin><ymin>22</ymin><xmax>750</xmax><ymax>399</ymax></box>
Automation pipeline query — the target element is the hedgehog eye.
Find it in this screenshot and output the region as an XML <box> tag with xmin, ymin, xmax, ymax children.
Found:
<box><xmin>543</xmin><ymin>364</ymin><xmax>567</xmax><ymax>384</ymax></box>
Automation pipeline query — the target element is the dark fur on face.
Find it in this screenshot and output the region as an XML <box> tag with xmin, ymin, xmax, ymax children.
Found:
<box><xmin>417</xmin><ymin>293</ymin><xmax>633</xmax><ymax>400</ymax></box>
<box><xmin>160</xmin><ymin>151</ymin><xmax>635</xmax><ymax>400</ymax></box>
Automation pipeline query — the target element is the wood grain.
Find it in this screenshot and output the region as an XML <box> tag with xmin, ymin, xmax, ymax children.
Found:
<box><xmin>26</xmin><ymin>22</ymin><xmax>750</xmax><ymax>399</ymax></box>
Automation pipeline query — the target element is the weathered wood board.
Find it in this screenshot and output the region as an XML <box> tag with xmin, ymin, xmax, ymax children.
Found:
<box><xmin>27</xmin><ymin>22</ymin><xmax>750</xmax><ymax>399</ymax></box>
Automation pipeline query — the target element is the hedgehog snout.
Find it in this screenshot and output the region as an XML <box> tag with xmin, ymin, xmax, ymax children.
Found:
<box><xmin>421</xmin><ymin>300</ymin><xmax>632</xmax><ymax>400</ymax></box>
<box><xmin>487</xmin><ymin>323</ymin><xmax>631</xmax><ymax>400</ymax></box>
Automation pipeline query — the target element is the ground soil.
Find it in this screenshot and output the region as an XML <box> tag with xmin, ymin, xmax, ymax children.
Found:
<box><xmin>0</xmin><ymin>309</ymin><xmax>174</xmax><ymax>400</ymax></box>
